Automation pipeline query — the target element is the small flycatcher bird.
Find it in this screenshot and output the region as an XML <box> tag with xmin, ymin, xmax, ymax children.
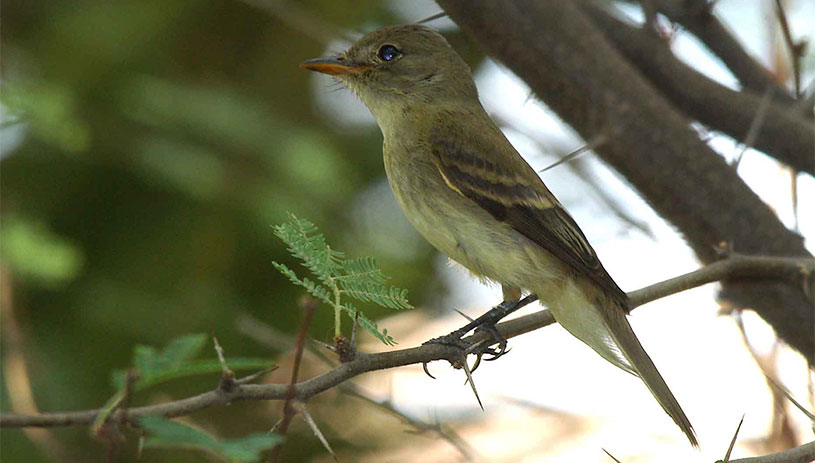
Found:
<box><xmin>302</xmin><ymin>25</ymin><xmax>696</xmax><ymax>446</ymax></box>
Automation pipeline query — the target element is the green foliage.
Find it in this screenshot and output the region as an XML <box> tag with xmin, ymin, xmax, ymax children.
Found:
<box><xmin>140</xmin><ymin>416</ymin><xmax>282</xmax><ymax>463</ymax></box>
<box><xmin>0</xmin><ymin>215</ymin><xmax>85</xmax><ymax>286</ymax></box>
<box><xmin>273</xmin><ymin>214</ymin><xmax>412</xmax><ymax>345</ymax></box>
<box><xmin>95</xmin><ymin>334</ymin><xmax>272</xmax><ymax>433</ymax></box>
<box><xmin>109</xmin><ymin>334</ymin><xmax>273</xmax><ymax>391</ymax></box>
<box><xmin>1</xmin><ymin>81</ymin><xmax>91</xmax><ymax>152</ymax></box>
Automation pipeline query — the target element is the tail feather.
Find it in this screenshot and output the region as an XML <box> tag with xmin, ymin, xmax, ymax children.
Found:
<box><xmin>601</xmin><ymin>300</ymin><xmax>698</xmax><ymax>447</ymax></box>
<box><xmin>547</xmin><ymin>279</ymin><xmax>698</xmax><ymax>446</ymax></box>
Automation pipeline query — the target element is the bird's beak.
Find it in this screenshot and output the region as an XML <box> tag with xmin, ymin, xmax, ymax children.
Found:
<box><xmin>300</xmin><ymin>58</ymin><xmax>371</xmax><ymax>76</ymax></box>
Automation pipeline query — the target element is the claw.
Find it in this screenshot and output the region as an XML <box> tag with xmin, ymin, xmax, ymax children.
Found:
<box><xmin>469</xmin><ymin>352</ymin><xmax>484</xmax><ymax>374</ymax></box>
<box><xmin>422</xmin><ymin>361</ymin><xmax>436</xmax><ymax>379</ymax></box>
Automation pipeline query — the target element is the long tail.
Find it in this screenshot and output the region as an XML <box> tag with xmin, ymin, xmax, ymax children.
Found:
<box><xmin>548</xmin><ymin>280</ymin><xmax>698</xmax><ymax>446</ymax></box>
<box><xmin>600</xmin><ymin>298</ymin><xmax>698</xmax><ymax>447</ymax></box>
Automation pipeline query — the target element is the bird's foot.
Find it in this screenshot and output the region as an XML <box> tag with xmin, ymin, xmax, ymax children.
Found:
<box><xmin>422</xmin><ymin>297</ymin><xmax>532</xmax><ymax>377</ymax></box>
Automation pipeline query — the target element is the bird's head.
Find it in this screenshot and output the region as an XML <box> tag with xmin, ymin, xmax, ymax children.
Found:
<box><xmin>301</xmin><ymin>25</ymin><xmax>478</xmax><ymax>120</ymax></box>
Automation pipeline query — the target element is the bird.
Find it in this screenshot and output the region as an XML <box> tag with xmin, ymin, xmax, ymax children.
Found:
<box><xmin>301</xmin><ymin>24</ymin><xmax>697</xmax><ymax>446</ymax></box>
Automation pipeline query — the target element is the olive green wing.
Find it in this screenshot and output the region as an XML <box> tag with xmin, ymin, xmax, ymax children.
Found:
<box><xmin>428</xmin><ymin>116</ymin><xmax>627</xmax><ymax>304</ymax></box>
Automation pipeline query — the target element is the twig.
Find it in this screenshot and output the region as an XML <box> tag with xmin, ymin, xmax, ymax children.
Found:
<box><xmin>338</xmin><ymin>384</ymin><xmax>481</xmax><ymax>462</ymax></box>
<box><xmin>652</xmin><ymin>0</ymin><xmax>797</xmax><ymax>105</ymax></box>
<box><xmin>602</xmin><ymin>447</ymin><xmax>623</xmax><ymax>462</ymax></box>
<box><xmin>268</xmin><ymin>297</ymin><xmax>318</xmax><ymax>462</ymax></box>
<box><xmin>418</xmin><ymin>12</ymin><xmax>448</xmax><ymax>24</ymax></box>
<box><xmin>538</xmin><ymin>134</ymin><xmax>607</xmax><ymax>173</ymax></box>
<box><xmin>242</xmin><ymin>312</ymin><xmax>481</xmax><ymax>461</ymax></box>
<box><xmin>727</xmin><ymin>440</ymin><xmax>815</xmax><ymax>463</ymax></box>
<box><xmin>0</xmin><ymin>268</ymin><xmax>66</xmax><ymax>460</ymax></box>
<box><xmin>732</xmin><ymin>84</ymin><xmax>775</xmax><ymax>169</ymax></box>
<box><xmin>1</xmin><ymin>255</ymin><xmax>813</xmax><ymax>429</ymax></box>
<box><xmin>580</xmin><ymin>0</ymin><xmax>815</xmax><ymax>174</ymax></box>
<box><xmin>638</xmin><ymin>0</ymin><xmax>659</xmax><ymax>34</ymax></box>
<box><xmin>763</xmin><ymin>374</ymin><xmax>815</xmax><ymax>423</ymax></box>
<box><xmin>773</xmin><ymin>0</ymin><xmax>802</xmax><ymax>96</ymax></box>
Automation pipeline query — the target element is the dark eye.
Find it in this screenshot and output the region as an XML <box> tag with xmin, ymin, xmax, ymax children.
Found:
<box><xmin>377</xmin><ymin>44</ymin><xmax>401</xmax><ymax>62</ymax></box>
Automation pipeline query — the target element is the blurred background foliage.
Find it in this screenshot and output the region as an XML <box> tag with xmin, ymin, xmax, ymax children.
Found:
<box><xmin>0</xmin><ymin>1</ymin><xmax>476</xmax><ymax>461</ymax></box>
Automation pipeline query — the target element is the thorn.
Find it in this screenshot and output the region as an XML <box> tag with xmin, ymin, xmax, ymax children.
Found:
<box><xmin>312</xmin><ymin>339</ymin><xmax>338</xmax><ymax>353</ymax></box>
<box><xmin>269</xmin><ymin>417</ymin><xmax>285</xmax><ymax>434</ymax></box>
<box><xmin>211</xmin><ymin>331</ymin><xmax>233</xmax><ymax>376</ymax></box>
<box><xmin>461</xmin><ymin>355</ymin><xmax>484</xmax><ymax>411</ymax></box>
<box><xmin>212</xmin><ymin>331</ymin><xmax>237</xmax><ymax>392</ymax></box>
<box><xmin>723</xmin><ymin>414</ymin><xmax>745</xmax><ymax>462</ymax></box>
<box><xmin>453</xmin><ymin>308</ymin><xmax>475</xmax><ymax>322</ymax></box>
<box><xmin>417</xmin><ymin>11</ymin><xmax>447</xmax><ymax>24</ymax></box>
<box><xmin>294</xmin><ymin>402</ymin><xmax>338</xmax><ymax>462</ymax></box>
<box><xmin>763</xmin><ymin>372</ymin><xmax>815</xmax><ymax>421</ymax></box>
<box><xmin>601</xmin><ymin>447</ymin><xmax>623</xmax><ymax>462</ymax></box>
<box><xmin>137</xmin><ymin>432</ymin><xmax>145</xmax><ymax>459</ymax></box>
<box><xmin>539</xmin><ymin>134</ymin><xmax>607</xmax><ymax>173</ymax></box>
<box><xmin>235</xmin><ymin>365</ymin><xmax>279</xmax><ymax>385</ymax></box>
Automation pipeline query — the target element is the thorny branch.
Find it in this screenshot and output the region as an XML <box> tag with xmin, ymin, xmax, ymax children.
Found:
<box><xmin>1</xmin><ymin>254</ymin><xmax>812</xmax><ymax>430</ymax></box>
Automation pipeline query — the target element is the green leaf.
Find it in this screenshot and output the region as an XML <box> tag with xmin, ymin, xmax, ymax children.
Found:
<box><xmin>0</xmin><ymin>216</ymin><xmax>85</xmax><ymax>286</ymax></box>
<box><xmin>127</xmin><ymin>333</ymin><xmax>207</xmax><ymax>382</ymax></box>
<box><xmin>272</xmin><ymin>214</ymin><xmax>413</xmax><ymax>345</ymax></box>
<box><xmin>111</xmin><ymin>334</ymin><xmax>272</xmax><ymax>389</ymax></box>
<box><xmin>141</xmin><ymin>416</ymin><xmax>282</xmax><ymax>463</ymax></box>
<box><xmin>339</xmin><ymin>256</ymin><xmax>387</xmax><ymax>284</ymax></box>
<box><xmin>339</xmin><ymin>280</ymin><xmax>412</xmax><ymax>310</ymax></box>
<box><xmin>344</xmin><ymin>303</ymin><xmax>397</xmax><ymax>346</ymax></box>
<box><xmin>154</xmin><ymin>333</ymin><xmax>209</xmax><ymax>369</ymax></box>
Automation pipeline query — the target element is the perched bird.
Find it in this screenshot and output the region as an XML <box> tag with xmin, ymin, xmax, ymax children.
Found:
<box><xmin>302</xmin><ymin>24</ymin><xmax>696</xmax><ymax>446</ymax></box>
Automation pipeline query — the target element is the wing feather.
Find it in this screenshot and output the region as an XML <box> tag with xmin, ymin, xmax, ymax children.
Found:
<box><xmin>429</xmin><ymin>116</ymin><xmax>627</xmax><ymax>304</ymax></box>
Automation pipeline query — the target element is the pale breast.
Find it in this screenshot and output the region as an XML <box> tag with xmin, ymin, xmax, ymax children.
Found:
<box><xmin>382</xmin><ymin>142</ymin><xmax>553</xmax><ymax>288</ymax></box>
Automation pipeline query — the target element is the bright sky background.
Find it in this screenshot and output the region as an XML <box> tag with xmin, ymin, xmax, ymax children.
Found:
<box><xmin>307</xmin><ymin>1</ymin><xmax>815</xmax><ymax>460</ymax></box>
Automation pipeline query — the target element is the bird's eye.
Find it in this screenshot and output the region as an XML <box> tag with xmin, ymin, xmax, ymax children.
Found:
<box><xmin>377</xmin><ymin>44</ymin><xmax>401</xmax><ymax>62</ymax></box>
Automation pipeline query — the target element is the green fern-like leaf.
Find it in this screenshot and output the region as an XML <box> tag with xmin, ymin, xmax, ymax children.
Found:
<box><xmin>339</xmin><ymin>257</ymin><xmax>388</xmax><ymax>284</ymax></box>
<box><xmin>344</xmin><ymin>303</ymin><xmax>397</xmax><ymax>346</ymax></box>
<box><xmin>339</xmin><ymin>280</ymin><xmax>412</xmax><ymax>310</ymax></box>
<box><xmin>272</xmin><ymin>214</ymin><xmax>412</xmax><ymax>345</ymax></box>
<box><xmin>273</xmin><ymin>214</ymin><xmax>339</xmax><ymax>285</ymax></box>
<box><xmin>271</xmin><ymin>262</ymin><xmax>333</xmax><ymax>305</ymax></box>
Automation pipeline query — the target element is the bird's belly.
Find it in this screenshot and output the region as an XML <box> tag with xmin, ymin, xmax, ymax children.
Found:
<box><xmin>384</xmin><ymin>156</ymin><xmax>556</xmax><ymax>288</ymax></box>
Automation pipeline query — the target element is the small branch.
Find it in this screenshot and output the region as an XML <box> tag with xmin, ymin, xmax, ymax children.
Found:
<box><xmin>727</xmin><ymin>440</ymin><xmax>815</xmax><ymax>463</ymax></box>
<box><xmin>581</xmin><ymin>2</ymin><xmax>814</xmax><ymax>174</ymax></box>
<box><xmin>1</xmin><ymin>255</ymin><xmax>812</xmax><ymax>429</ymax></box>
<box><xmin>626</xmin><ymin>255</ymin><xmax>814</xmax><ymax>309</ymax></box>
<box><xmin>773</xmin><ymin>0</ymin><xmax>802</xmax><ymax>96</ymax></box>
<box><xmin>243</xmin><ymin>312</ymin><xmax>481</xmax><ymax>461</ymax></box>
<box><xmin>338</xmin><ymin>384</ymin><xmax>481</xmax><ymax>462</ymax></box>
<box><xmin>651</xmin><ymin>0</ymin><xmax>797</xmax><ymax>105</ymax></box>
<box><xmin>269</xmin><ymin>297</ymin><xmax>318</xmax><ymax>462</ymax></box>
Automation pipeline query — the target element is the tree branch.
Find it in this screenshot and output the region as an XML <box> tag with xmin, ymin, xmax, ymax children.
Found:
<box><xmin>650</xmin><ymin>0</ymin><xmax>799</xmax><ymax>105</ymax></box>
<box><xmin>1</xmin><ymin>255</ymin><xmax>811</xmax><ymax>429</ymax></box>
<box><xmin>435</xmin><ymin>0</ymin><xmax>814</xmax><ymax>362</ymax></box>
<box><xmin>728</xmin><ymin>439</ymin><xmax>815</xmax><ymax>463</ymax></box>
<box><xmin>583</xmin><ymin>3</ymin><xmax>814</xmax><ymax>174</ymax></box>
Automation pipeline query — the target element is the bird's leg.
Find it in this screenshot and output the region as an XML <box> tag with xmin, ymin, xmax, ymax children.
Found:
<box><xmin>424</xmin><ymin>287</ymin><xmax>539</xmax><ymax>359</ymax></box>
